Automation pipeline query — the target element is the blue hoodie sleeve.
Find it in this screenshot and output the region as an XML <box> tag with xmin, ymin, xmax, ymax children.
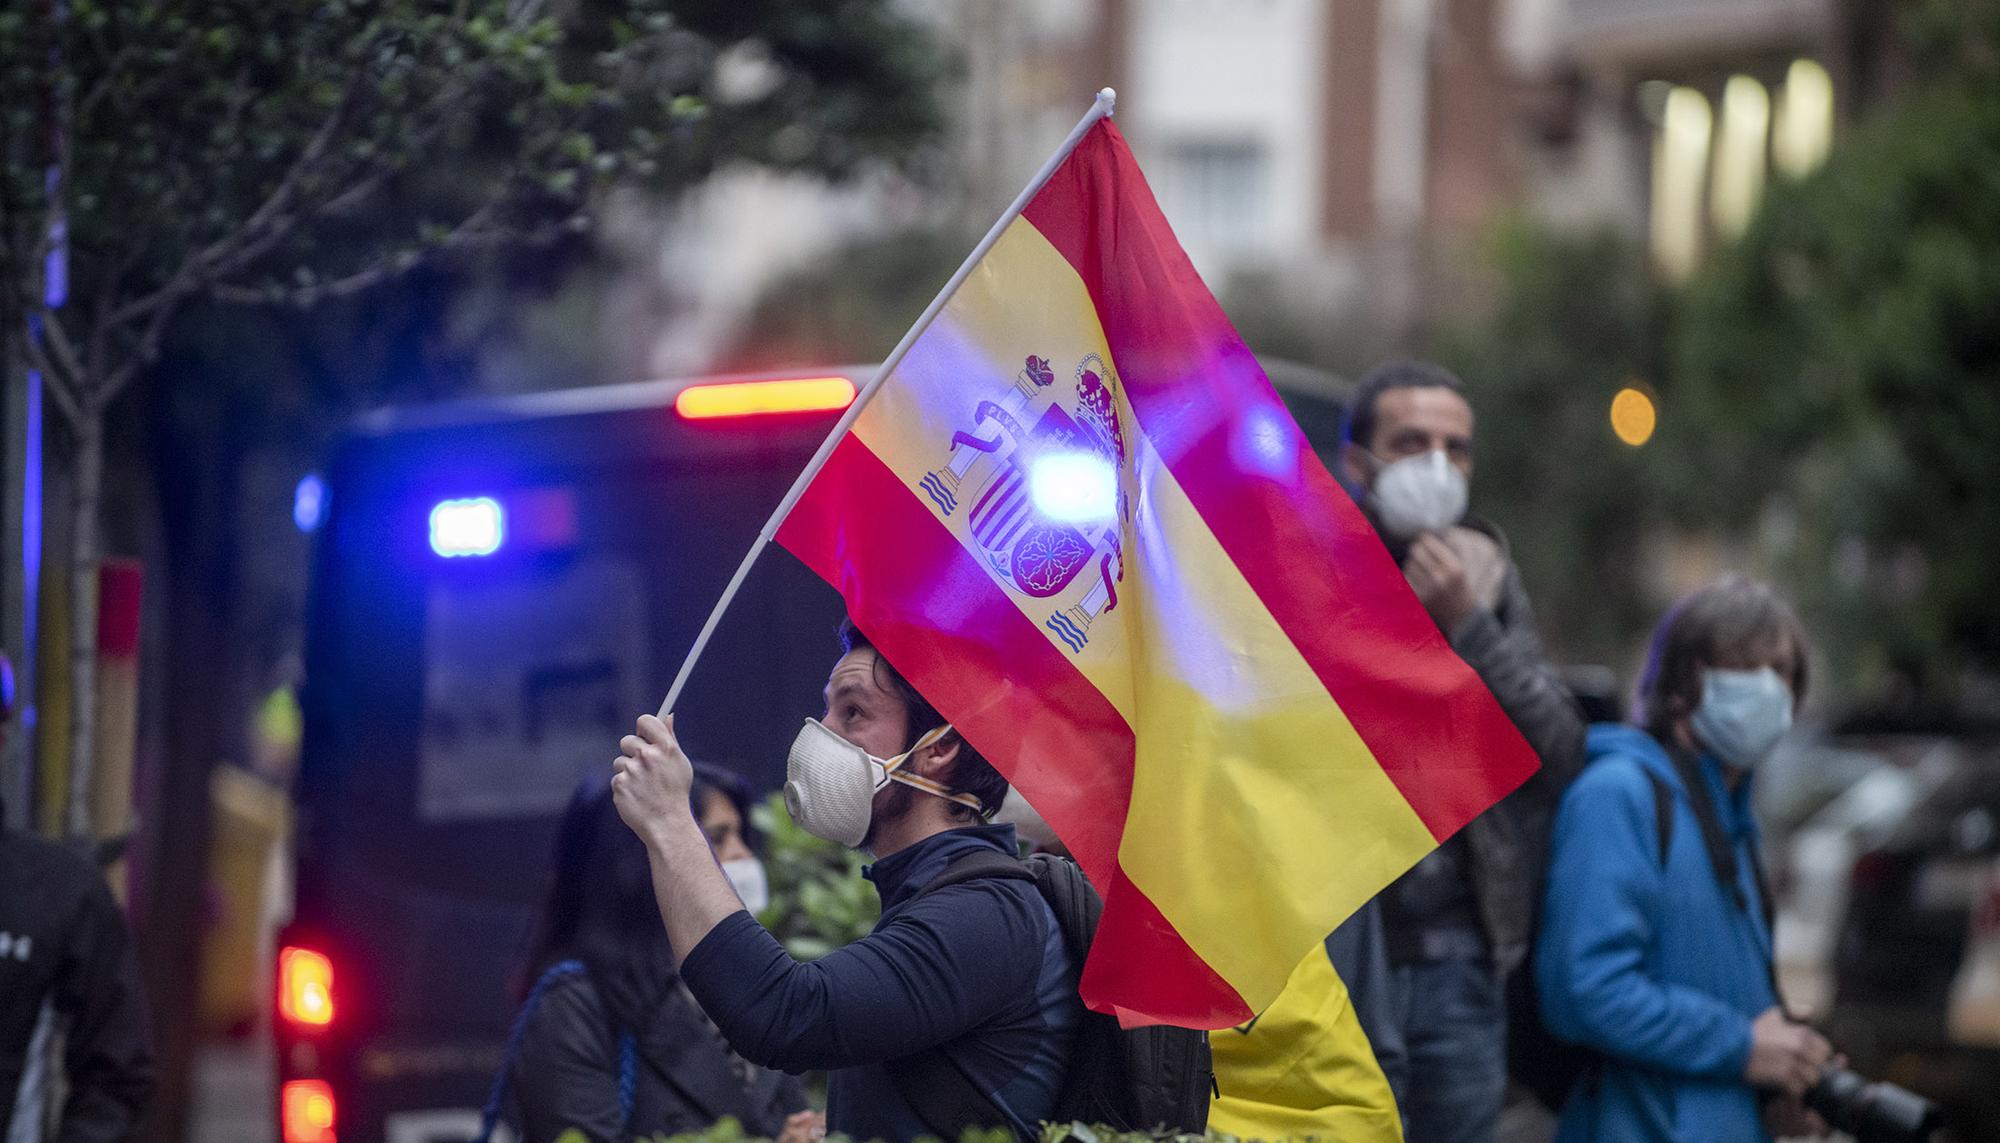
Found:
<box><xmin>1536</xmin><ymin>759</ymin><xmax>1756</xmax><ymax>1081</ymax></box>
<box><xmin>679</xmin><ymin>880</ymin><xmax>1050</xmax><ymax>1073</ymax></box>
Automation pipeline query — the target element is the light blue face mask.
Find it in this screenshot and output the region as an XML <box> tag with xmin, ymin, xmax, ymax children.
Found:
<box><xmin>1690</xmin><ymin>667</ymin><xmax>1794</xmax><ymax>768</ymax></box>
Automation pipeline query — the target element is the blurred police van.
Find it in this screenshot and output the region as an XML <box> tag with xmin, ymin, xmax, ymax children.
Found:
<box><xmin>279</xmin><ymin>361</ymin><xmax>1349</xmax><ymax>1143</ymax></box>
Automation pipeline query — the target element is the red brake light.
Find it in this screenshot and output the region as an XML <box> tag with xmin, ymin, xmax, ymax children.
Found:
<box><xmin>1849</xmin><ymin>850</ymin><xmax>1899</xmax><ymax>892</ymax></box>
<box><xmin>674</xmin><ymin>377</ymin><xmax>856</xmax><ymax>420</ymax></box>
<box><xmin>281</xmin><ymin>1079</ymin><xmax>337</xmax><ymax>1143</ymax></box>
<box><xmin>279</xmin><ymin>946</ymin><xmax>335</xmax><ymax>1027</ymax></box>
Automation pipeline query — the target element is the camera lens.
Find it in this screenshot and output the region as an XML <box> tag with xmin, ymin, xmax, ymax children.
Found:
<box><xmin>1803</xmin><ymin>1066</ymin><xmax>1942</xmax><ymax>1143</ymax></box>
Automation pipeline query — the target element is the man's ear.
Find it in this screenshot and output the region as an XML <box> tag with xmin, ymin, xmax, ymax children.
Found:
<box><xmin>1340</xmin><ymin>442</ymin><xmax>1372</xmax><ymax>491</ymax></box>
<box><xmin>911</xmin><ymin>731</ymin><xmax>962</xmax><ymax>778</ymax></box>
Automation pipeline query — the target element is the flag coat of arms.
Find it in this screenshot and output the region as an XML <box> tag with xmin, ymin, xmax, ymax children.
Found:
<box><xmin>774</xmin><ymin>117</ymin><xmax>1539</xmax><ymax>1029</ymax></box>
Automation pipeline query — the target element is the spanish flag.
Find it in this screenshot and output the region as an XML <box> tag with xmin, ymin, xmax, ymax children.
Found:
<box><xmin>774</xmin><ymin>114</ymin><xmax>1538</xmax><ymax>1029</ymax></box>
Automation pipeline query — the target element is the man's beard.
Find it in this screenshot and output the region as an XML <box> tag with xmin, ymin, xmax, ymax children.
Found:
<box><xmin>860</xmin><ymin>782</ymin><xmax>920</xmax><ymax>853</ymax></box>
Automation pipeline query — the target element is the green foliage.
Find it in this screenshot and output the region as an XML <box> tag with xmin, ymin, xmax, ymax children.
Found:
<box><xmin>1668</xmin><ymin>30</ymin><xmax>2000</xmax><ymax>684</ymax></box>
<box><xmin>0</xmin><ymin>0</ymin><xmax>944</xmax><ymax>391</ymax></box>
<box><xmin>1426</xmin><ymin>217</ymin><xmax>1667</xmax><ymax>666</ymax></box>
<box><xmin>752</xmin><ymin>792</ymin><xmax>879</xmax><ymax>960</ymax></box>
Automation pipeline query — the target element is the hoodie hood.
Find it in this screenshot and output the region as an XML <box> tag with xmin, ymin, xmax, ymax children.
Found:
<box><xmin>1585</xmin><ymin>721</ymin><xmax>1753</xmax><ymax>813</ymax></box>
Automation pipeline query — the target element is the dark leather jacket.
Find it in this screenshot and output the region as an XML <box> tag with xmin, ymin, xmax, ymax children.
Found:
<box><xmin>509</xmin><ymin>971</ymin><xmax>806</xmax><ymax>1143</ymax></box>
<box><xmin>1379</xmin><ymin>518</ymin><xmax>1588</xmax><ymax>973</ymax></box>
<box><xmin>1442</xmin><ymin>524</ymin><xmax>1588</xmax><ymax>971</ymax></box>
<box><xmin>0</xmin><ymin>825</ymin><xmax>153</xmax><ymax>1143</ymax></box>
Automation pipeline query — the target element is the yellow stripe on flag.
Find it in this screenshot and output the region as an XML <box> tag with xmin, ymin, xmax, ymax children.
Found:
<box><xmin>851</xmin><ymin>219</ymin><xmax>1436</xmax><ymax>1012</ymax></box>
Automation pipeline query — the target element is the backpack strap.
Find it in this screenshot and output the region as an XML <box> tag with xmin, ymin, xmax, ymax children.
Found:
<box><xmin>475</xmin><ymin>960</ymin><xmax>637</xmax><ymax>1143</ymax></box>
<box><xmin>1661</xmin><ymin>747</ymin><xmax>1786</xmax><ymax>1009</ymax></box>
<box><xmin>882</xmin><ymin>849</ymin><xmax>1039</xmax><ymax>1141</ymax></box>
<box><xmin>1663</xmin><ymin>747</ymin><xmax>1749</xmax><ymax>915</ymax></box>
<box><xmin>1642</xmin><ymin>769</ymin><xmax>1674</xmax><ymax>868</ymax></box>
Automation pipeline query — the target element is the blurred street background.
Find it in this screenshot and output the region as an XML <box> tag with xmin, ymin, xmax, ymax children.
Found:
<box><xmin>3</xmin><ymin>0</ymin><xmax>1998</xmax><ymax>1140</ymax></box>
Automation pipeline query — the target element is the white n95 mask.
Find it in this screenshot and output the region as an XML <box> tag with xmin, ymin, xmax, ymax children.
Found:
<box><xmin>783</xmin><ymin>719</ymin><xmax>982</xmax><ymax>848</ymax></box>
<box><xmin>1369</xmin><ymin>449</ymin><xmax>1469</xmax><ymax>541</ymax></box>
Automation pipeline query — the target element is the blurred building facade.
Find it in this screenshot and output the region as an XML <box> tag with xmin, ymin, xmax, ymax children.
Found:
<box><xmin>644</xmin><ymin>0</ymin><xmax>1886</xmax><ymax>373</ymax></box>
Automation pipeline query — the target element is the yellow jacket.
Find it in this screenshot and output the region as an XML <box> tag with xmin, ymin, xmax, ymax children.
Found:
<box><xmin>1209</xmin><ymin>943</ymin><xmax>1402</xmax><ymax>1142</ymax></box>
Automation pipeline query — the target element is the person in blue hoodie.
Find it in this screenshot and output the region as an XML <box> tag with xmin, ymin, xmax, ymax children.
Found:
<box><xmin>1537</xmin><ymin>577</ymin><xmax>1835</xmax><ymax>1142</ymax></box>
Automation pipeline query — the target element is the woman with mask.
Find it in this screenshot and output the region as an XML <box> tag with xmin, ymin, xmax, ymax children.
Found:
<box><xmin>1535</xmin><ymin>576</ymin><xmax>1835</xmax><ymax>1143</ymax></box>
<box><xmin>484</xmin><ymin>768</ymin><xmax>821</xmax><ymax>1143</ymax></box>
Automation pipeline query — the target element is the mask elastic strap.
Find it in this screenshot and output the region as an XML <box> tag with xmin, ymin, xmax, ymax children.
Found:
<box><xmin>883</xmin><ymin>724</ymin><xmax>988</xmax><ymax>816</ymax></box>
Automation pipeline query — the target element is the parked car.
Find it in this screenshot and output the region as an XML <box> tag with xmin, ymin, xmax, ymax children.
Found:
<box><xmin>1820</xmin><ymin>731</ymin><xmax>2000</xmax><ymax>1139</ymax></box>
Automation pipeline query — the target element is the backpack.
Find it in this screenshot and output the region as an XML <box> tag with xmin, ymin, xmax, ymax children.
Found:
<box><xmin>1511</xmin><ymin>748</ymin><xmax>1778</xmax><ymax>1112</ymax></box>
<box><xmin>884</xmin><ymin>850</ymin><xmax>1214</xmax><ymax>1139</ymax></box>
<box><xmin>1507</xmin><ymin>768</ymin><xmax>1676</xmax><ymax>1112</ymax></box>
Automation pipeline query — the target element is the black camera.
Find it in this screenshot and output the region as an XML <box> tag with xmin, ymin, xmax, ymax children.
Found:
<box><xmin>1802</xmin><ymin>1065</ymin><xmax>1942</xmax><ymax>1143</ymax></box>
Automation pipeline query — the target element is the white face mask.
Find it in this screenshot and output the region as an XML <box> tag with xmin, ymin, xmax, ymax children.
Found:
<box><xmin>1690</xmin><ymin>667</ymin><xmax>1794</xmax><ymax>769</ymax></box>
<box><xmin>1367</xmin><ymin>449</ymin><xmax>1469</xmax><ymax>541</ymax></box>
<box><xmin>782</xmin><ymin>719</ymin><xmax>982</xmax><ymax>848</ymax></box>
<box><xmin>721</xmin><ymin>857</ymin><xmax>769</xmax><ymax>915</ymax></box>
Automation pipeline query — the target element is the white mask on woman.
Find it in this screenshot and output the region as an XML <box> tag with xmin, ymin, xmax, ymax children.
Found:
<box><xmin>721</xmin><ymin>856</ymin><xmax>769</xmax><ymax>915</ymax></box>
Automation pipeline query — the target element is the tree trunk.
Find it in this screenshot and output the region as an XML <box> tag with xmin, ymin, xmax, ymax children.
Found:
<box><xmin>63</xmin><ymin>407</ymin><xmax>101</xmax><ymax>838</ymax></box>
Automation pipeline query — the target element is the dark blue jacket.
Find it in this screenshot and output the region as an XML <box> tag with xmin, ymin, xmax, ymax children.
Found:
<box><xmin>1536</xmin><ymin>724</ymin><xmax>1778</xmax><ymax>1143</ymax></box>
<box><xmin>681</xmin><ymin>824</ymin><xmax>1081</xmax><ymax>1142</ymax></box>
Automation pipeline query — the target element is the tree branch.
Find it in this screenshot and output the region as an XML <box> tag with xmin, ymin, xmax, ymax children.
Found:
<box><xmin>39</xmin><ymin>306</ymin><xmax>87</xmax><ymax>382</ymax></box>
<box><xmin>76</xmin><ymin>44</ymin><xmax>140</xmax><ymax>123</ymax></box>
<box><xmin>210</xmin><ymin>208</ymin><xmax>586</xmax><ymax>309</ymax></box>
<box><xmin>20</xmin><ymin>323</ymin><xmax>86</xmax><ymax>429</ymax></box>
<box><xmin>106</xmin><ymin>50</ymin><xmax>379</xmax><ymax>329</ymax></box>
<box><xmin>95</xmin><ymin>287</ymin><xmax>184</xmax><ymax>408</ymax></box>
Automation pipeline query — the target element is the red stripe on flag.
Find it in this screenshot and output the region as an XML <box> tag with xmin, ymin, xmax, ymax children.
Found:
<box><xmin>776</xmin><ymin>434</ymin><xmax>1250</xmax><ymax>1026</ymax></box>
<box><xmin>1022</xmin><ymin>122</ymin><xmax>1538</xmax><ymax>842</ymax></box>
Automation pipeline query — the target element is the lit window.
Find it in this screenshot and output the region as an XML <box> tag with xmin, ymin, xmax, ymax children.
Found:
<box><xmin>1774</xmin><ymin>59</ymin><xmax>1834</xmax><ymax>179</ymax></box>
<box><xmin>1711</xmin><ymin>75</ymin><xmax>1771</xmax><ymax>238</ymax></box>
<box><xmin>1651</xmin><ymin>86</ymin><xmax>1713</xmax><ymax>282</ymax></box>
<box><xmin>1161</xmin><ymin>140</ymin><xmax>1271</xmax><ymax>255</ymax></box>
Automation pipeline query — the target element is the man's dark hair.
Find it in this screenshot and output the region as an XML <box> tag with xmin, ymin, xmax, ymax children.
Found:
<box><xmin>1340</xmin><ymin>360</ymin><xmax>1469</xmax><ymax>450</ymax></box>
<box><xmin>838</xmin><ymin>618</ymin><xmax>1008</xmax><ymax>821</ymax></box>
<box><xmin>1636</xmin><ymin>575</ymin><xmax>1812</xmax><ymax>740</ymax></box>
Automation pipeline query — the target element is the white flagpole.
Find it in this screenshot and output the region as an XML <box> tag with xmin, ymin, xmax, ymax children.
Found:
<box><xmin>656</xmin><ymin>87</ymin><xmax>1118</xmax><ymax>718</ymax></box>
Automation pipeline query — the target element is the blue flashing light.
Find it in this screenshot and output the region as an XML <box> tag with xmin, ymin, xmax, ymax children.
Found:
<box><xmin>430</xmin><ymin>497</ymin><xmax>505</xmax><ymax>557</ymax></box>
<box><xmin>294</xmin><ymin>474</ymin><xmax>328</xmax><ymax>534</ymax></box>
<box><xmin>1029</xmin><ymin>453</ymin><xmax>1117</xmax><ymax>524</ymax></box>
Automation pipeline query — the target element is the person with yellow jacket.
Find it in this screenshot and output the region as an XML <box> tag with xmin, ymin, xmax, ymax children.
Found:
<box><xmin>993</xmin><ymin>791</ymin><xmax>1406</xmax><ymax>1141</ymax></box>
<box><xmin>1210</xmin><ymin>902</ymin><xmax>1406</xmax><ymax>1142</ymax></box>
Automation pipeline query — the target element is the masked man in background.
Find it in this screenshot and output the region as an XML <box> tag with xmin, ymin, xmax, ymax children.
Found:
<box><xmin>1339</xmin><ymin>362</ymin><xmax>1587</xmax><ymax>1143</ymax></box>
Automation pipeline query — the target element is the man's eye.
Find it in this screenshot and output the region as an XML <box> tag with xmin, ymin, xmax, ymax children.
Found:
<box><xmin>846</xmin><ymin>705</ymin><xmax>864</xmax><ymax>721</ymax></box>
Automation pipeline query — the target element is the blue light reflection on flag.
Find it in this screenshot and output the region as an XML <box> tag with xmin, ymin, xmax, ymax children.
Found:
<box><xmin>1229</xmin><ymin>403</ymin><xmax>1301</xmax><ymax>482</ymax></box>
<box><xmin>1029</xmin><ymin>452</ymin><xmax>1117</xmax><ymax>524</ymax></box>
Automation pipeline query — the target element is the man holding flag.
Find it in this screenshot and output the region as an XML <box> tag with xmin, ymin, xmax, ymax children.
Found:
<box><xmin>612</xmin><ymin>626</ymin><xmax>1084</xmax><ymax>1143</ymax></box>
<box><xmin>618</xmin><ymin>89</ymin><xmax>1540</xmax><ymax>1139</ymax></box>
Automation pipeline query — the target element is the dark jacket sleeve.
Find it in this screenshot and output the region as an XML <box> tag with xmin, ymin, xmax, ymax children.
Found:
<box><xmin>1448</xmin><ymin>564</ymin><xmax>1586</xmax><ymax>799</ymax></box>
<box><xmin>679</xmin><ymin>884</ymin><xmax>1048</xmax><ymax>1074</ymax></box>
<box><xmin>511</xmin><ymin>977</ymin><xmax>627</xmax><ymax>1143</ymax></box>
<box><xmin>1325</xmin><ymin>900</ymin><xmax>1405</xmax><ymax>1093</ymax></box>
<box><xmin>54</xmin><ymin>879</ymin><xmax>153</xmax><ymax>1143</ymax></box>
